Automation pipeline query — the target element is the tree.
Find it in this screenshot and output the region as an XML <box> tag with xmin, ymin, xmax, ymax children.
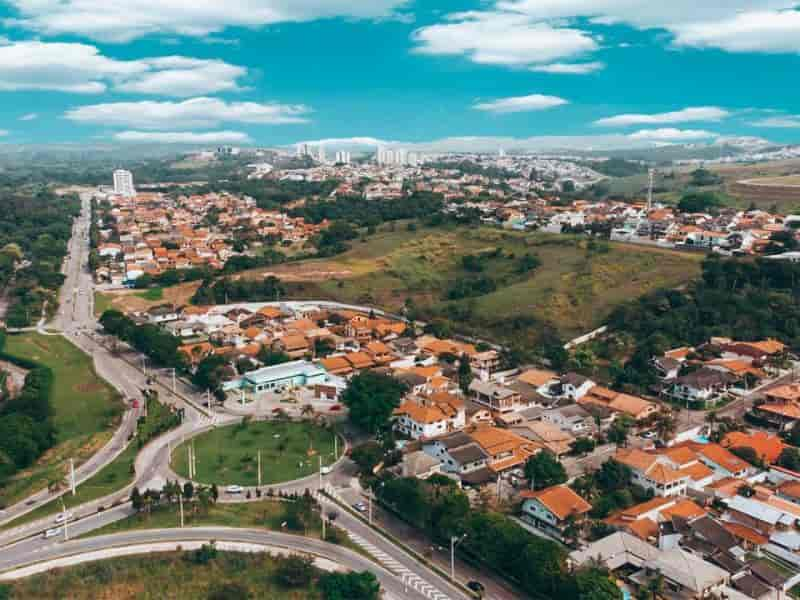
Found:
<box><xmin>183</xmin><ymin>481</ymin><xmax>194</xmax><ymax>500</ymax></box>
<box><xmin>570</xmin><ymin>438</ymin><xmax>596</xmax><ymax>455</ymax></box>
<box><xmin>457</xmin><ymin>353</ymin><xmax>473</xmax><ymax>394</ymax></box>
<box><xmin>730</xmin><ymin>446</ymin><xmax>761</xmax><ymax>468</ymax></box>
<box><xmin>607</xmin><ymin>415</ymin><xmax>632</xmax><ymax>447</ymax></box>
<box><xmin>274</xmin><ymin>554</ymin><xmax>315</xmax><ymax>587</ymax></box>
<box><xmin>318</xmin><ymin>571</ymin><xmax>381</xmax><ymax>600</ymax></box>
<box><xmin>574</xmin><ymin>567</ymin><xmax>623</xmax><ymax>600</ymax></box>
<box><xmin>787</xmin><ymin>421</ymin><xmax>800</xmax><ymax>447</ymax></box>
<box><xmin>130</xmin><ymin>487</ymin><xmax>143</xmax><ymax>512</ymax></box>
<box><xmin>678</xmin><ymin>192</ymin><xmax>721</xmax><ymax>214</ymax></box>
<box><xmin>595</xmin><ymin>459</ymin><xmax>632</xmax><ymax>493</ymax></box>
<box><xmin>341</xmin><ymin>371</ymin><xmax>405</xmax><ymax>434</ymax></box>
<box><xmin>524</xmin><ymin>451</ymin><xmax>567</xmax><ymax>490</ymax></box>
<box><xmin>350</xmin><ymin>441</ymin><xmax>385</xmax><ymax>475</ymax></box>
<box><xmin>652</xmin><ymin>410</ymin><xmax>677</xmax><ymax>443</ymax></box>
<box><xmin>207</xmin><ymin>582</ymin><xmax>250</xmax><ymax>600</ymax></box>
<box><xmin>779</xmin><ymin>447</ymin><xmax>800</xmax><ymax>471</ymax></box>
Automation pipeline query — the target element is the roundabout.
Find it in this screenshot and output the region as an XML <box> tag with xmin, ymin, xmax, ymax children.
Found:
<box><xmin>171</xmin><ymin>419</ymin><xmax>340</xmax><ymax>486</ymax></box>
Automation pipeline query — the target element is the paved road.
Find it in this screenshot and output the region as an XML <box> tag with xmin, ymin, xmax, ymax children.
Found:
<box><xmin>0</xmin><ymin>189</ymin><xmax>474</xmax><ymax>600</ymax></box>
<box><xmin>0</xmin><ymin>526</ymin><xmax>435</xmax><ymax>600</ymax></box>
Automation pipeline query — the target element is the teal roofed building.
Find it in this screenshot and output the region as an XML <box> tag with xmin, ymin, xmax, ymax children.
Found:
<box><xmin>236</xmin><ymin>360</ymin><xmax>329</xmax><ymax>393</ymax></box>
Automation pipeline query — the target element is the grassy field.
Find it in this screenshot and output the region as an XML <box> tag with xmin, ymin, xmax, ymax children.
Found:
<box><xmin>172</xmin><ymin>421</ymin><xmax>337</xmax><ymax>486</ymax></box>
<box><xmin>1</xmin><ymin>396</ymin><xmax>178</xmax><ymax>530</ymax></box>
<box><xmin>95</xmin><ymin>281</ymin><xmax>201</xmax><ymax>316</ymax></box>
<box><xmin>254</xmin><ymin>225</ymin><xmax>703</xmax><ymax>345</ymax></box>
<box><xmin>2</xmin><ymin>550</ymin><xmax>326</xmax><ymax>599</ymax></box>
<box><xmin>93</xmin><ymin>291</ymin><xmax>114</xmax><ymax>317</ymax></box>
<box><xmin>91</xmin><ymin>497</ymin><xmax>323</xmax><ymax>537</ymax></box>
<box><xmin>0</xmin><ymin>334</ymin><xmax>123</xmax><ymax>507</ymax></box>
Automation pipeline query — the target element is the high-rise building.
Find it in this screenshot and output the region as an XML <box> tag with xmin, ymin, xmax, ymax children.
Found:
<box><xmin>317</xmin><ymin>144</ymin><xmax>326</xmax><ymax>163</ymax></box>
<box><xmin>113</xmin><ymin>169</ymin><xmax>136</xmax><ymax>197</ymax></box>
<box><xmin>335</xmin><ymin>151</ymin><xmax>351</xmax><ymax>164</ymax></box>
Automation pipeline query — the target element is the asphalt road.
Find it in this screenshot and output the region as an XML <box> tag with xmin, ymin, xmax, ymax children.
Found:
<box><xmin>0</xmin><ymin>526</ymin><xmax>435</xmax><ymax>600</ymax></box>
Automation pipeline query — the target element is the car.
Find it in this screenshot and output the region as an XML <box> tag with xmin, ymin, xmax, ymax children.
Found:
<box><xmin>43</xmin><ymin>528</ymin><xmax>61</xmax><ymax>539</ymax></box>
<box><xmin>641</xmin><ymin>431</ymin><xmax>657</xmax><ymax>439</ymax></box>
<box><xmin>54</xmin><ymin>512</ymin><xmax>73</xmax><ymax>524</ymax></box>
<box><xmin>226</xmin><ymin>485</ymin><xmax>243</xmax><ymax>494</ymax></box>
<box><xmin>466</xmin><ymin>580</ymin><xmax>485</xmax><ymax>595</ymax></box>
<box><xmin>352</xmin><ymin>502</ymin><xmax>367</xmax><ymax>513</ymax></box>
<box><xmin>320</xmin><ymin>466</ymin><xmax>332</xmax><ymax>475</ymax></box>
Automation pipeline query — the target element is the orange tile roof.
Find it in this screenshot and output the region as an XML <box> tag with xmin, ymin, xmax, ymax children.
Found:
<box><xmin>699</xmin><ymin>443</ymin><xmax>751</xmax><ymax>474</ymax></box>
<box><xmin>611</xmin><ymin>496</ymin><xmax>674</xmax><ymax>519</ymax></box>
<box><xmin>394</xmin><ymin>400</ymin><xmax>450</xmax><ymax>425</ymax></box>
<box><xmin>759</xmin><ymin>402</ymin><xmax>800</xmax><ymax>419</ymax></box>
<box><xmin>319</xmin><ymin>356</ymin><xmax>352</xmax><ymax>374</ymax></box>
<box><xmin>722</xmin><ymin>522</ymin><xmax>769</xmax><ymax>546</ymax></box>
<box><xmin>660</xmin><ymin>499</ymin><xmax>706</xmax><ymax>521</ymax></box>
<box><xmin>678</xmin><ymin>461</ymin><xmax>715</xmax><ymax>483</ymax></box>
<box><xmin>344</xmin><ymin>351</ymin><xmax>375</xmax><ymax>370</ymax></box>
<box><xmin>279</xmin><ymin>334</ymin><xmax>309</xmax><ymax>351</ymax></box>
<box><xmin>517</xmin><ymin>369</ymin><xmax>557</xmax><ymax>387</ymax></box>
<box><xmin>722</xmin><ymin>431</ymin><xmax>786</xmax><ymax>464</ymax></box>
<box><xmin>779</xmin><ymin>480</ymin><xmax>800</xmax><ymax>500</ymax></box>
<box><xmin>663</xmin><ymin>446</ymin><xmax>698</xmax><ymax>467</ymax></box>
<box><xmin>764</xmin><ymin>384</ymin><xmax>800</xmax><ymax>403</ymax></box>
<box><xmin>614</xmin><ymin>448</ymin><xmax>658</xmax><ymax>472</ymax></box>
<box><xmin>258</xmin><ymin>306</ymin><xmax>283</xmax><ymax>319</ymax></box>
<box><xmin>520</xmin><ymin>485</ymin><xmax>592</xmax><ymax>521</ymax></box>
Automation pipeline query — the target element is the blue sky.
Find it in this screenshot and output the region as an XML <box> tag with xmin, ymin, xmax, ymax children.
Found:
<box><xmin>0</xmin><ymin>0</ymin><xmax>798</xmax><ymax>149</ymax></box>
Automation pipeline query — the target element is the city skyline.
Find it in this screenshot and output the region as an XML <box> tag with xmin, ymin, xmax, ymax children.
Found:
<box><xmin>0</xmin><ymin>1</ymin><xmax>797</xmax><ymax>148</ymax></box>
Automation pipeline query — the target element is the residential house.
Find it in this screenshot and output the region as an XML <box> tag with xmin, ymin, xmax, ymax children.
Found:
<box><xmin>666</xmin><ymin>368</ymin><xmax>738</xmax><ymax>408</ymax></box>
<box><xmin>614</xmin><ymin>448</ymin><xmax>690</xmax><ymax>497</ymax></box>
<box><xmin>721</xmin><ymin>431</ymin><xmax>786</xmax><ymax>466</ymax></box>
<box><xmin>519</xmin><ymin>485</ymin><xmax>592</xmax><ymax>541</ymax></box>
<box><xmin>753</xmin><ymin>384</ymin><xmax>800</xmax><ymax>431</ymax></box>
<box><xmin>469</xmin><ymin>380</ymin><xmax>524</xmax><ymax>413</ymax></box>
<box><xmin>393</xmin><ymin>393</ymin><xmax>465</xmax><ymax>440</ymax></box>
<box><xmin>541</xmin><ymin>404</ymin><xmax>594</xmax><ymax>436</ymax></box>
<box><xmin>273</xmin><ymin>334</ymin><xmax>310</xmax><ymax>359</ymax></box>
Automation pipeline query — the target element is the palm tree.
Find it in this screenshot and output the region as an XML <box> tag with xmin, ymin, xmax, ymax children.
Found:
<box><xmin>654</xmin><ymin>410</ymin><xmax>677</xmax><ymax>443</ymax></box>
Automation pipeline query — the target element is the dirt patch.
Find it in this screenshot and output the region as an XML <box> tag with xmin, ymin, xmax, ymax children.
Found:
<box><xmin>236</xmin><ymin>268</ymin><xmax>354</xmax><ymax>282</ymax></box>
<box><xmin>104</xmin><ymin>281</ymin><xmax>201</xmax><ymax>313</ymax></box>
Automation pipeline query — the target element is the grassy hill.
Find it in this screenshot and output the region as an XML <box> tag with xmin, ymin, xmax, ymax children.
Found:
<box><xmin>251</xmin><ymin>225</ymin><xmax>704</xmax><ymax>349</ymax></box>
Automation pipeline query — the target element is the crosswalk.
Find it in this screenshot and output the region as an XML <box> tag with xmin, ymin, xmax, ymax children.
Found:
<box><xmin>322</xmin><ymin>485</ymin><xmax>452</xmax><ymax>600</ymax></box>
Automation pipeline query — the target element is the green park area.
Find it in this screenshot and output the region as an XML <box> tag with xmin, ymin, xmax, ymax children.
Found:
<box><xmin>172</xmin><ymin>420</ymin><xmax>338</xmax><ymax>486</ymax></box>
<box><xmin>0</xmin><ymin>549</ymin><xmax>379</xmax><ymax>600</ymax></box>
<box><xmin>0</xmin><ymin>333</ymin><xmax>123</xmax><ymax>507</ymax></box>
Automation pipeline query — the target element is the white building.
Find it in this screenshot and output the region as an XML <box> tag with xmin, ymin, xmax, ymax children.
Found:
<box><xmin>113</xmin><ymin>169</ymin><xmax>136</xmax><ymax>197</ymax></box>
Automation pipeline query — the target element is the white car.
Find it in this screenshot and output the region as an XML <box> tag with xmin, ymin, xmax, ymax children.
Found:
<box><xmin>43</xmin><ymin>528</ymin><xmax>61</xmax><ymax>539</ymax></box>
<box><xmin>54</xmin><ymin>512</ymin><xmax>73</xmax><ymax>524</ymax></box>
<box><xmin>320</xmin><ymin>466</ymin><xmax>332</xmax><ymax>475</ymax></box>
<box><xmin>226</xmin><ymin>485</ymin><xmax>243</xmax><ymax>494</ymax></box>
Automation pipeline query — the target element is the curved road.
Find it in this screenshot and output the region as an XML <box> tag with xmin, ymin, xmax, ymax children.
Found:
<box><xmin>0</xmin><ymin>526</ymin><xmax>430</xmax><ymax>600</ymax></box>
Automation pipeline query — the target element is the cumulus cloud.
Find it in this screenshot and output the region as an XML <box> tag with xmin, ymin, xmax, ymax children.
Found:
<box><xmin>594</xmin><ymin>106</ymin><xmax>730</xmax><ymax>127</ymax></box>
<box><xmin>294</xmin><ymin>137</ymin><xmax>395</xmax><ymax>147</ymax></box>
<box><xmin>65</xmin><ymin>97</ymin><xmax>311</xmax><ymax>130</ymax></box>
<box><xmin>19</xmin><ymin>113</ymin><xmax>38</xmax><ymax>121</ymax></box>
<box><xmin>627</xmin><ymin>128</ymin><xmax>719</xmax><ymax>141</ymax></box>
<box><xmin>498</xmin><ymin>1</ymin><xmax>800</xmax><ymax>53</ymax></box>
<box><xmin>114</xmin><ymin>131</ymin><xmax>252</xmax><ymax>144</ymax></box>
<box><xmin>530</xmin><ymin>61</ymin><xmax>605</xmax><ymax>74</ymax></box>
<box><xmin>6</xmin><ymin>0</ymin><xmax>410</xmax><ymax>42</ymax></box>
<box><xmin>412</xmin><ymin>11</ymin><xmax>598</xmax><ymax>67</ymax></box>
<box><xmin>751</xmin><ymin>115</ymin><xmax>800</xmax><ymax>128</ymax></box>
<box><xmin>673</xmin><ymin>9</ymin><xmax>800</xmax><ymax>53</ymax></box>
<box><xmin>0</xmin><ymin>41</ymin><xmax>247</xmax><ymax>96</ymax></box>
<box><xmin>473</xmin><ymin>94</ymin><xmax>568</xmax><ymax>113</ymax></box>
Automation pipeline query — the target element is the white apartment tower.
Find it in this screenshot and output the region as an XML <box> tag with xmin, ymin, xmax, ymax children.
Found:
<box><xmin>113</xmin><ymin>169</ymin><xmax>136</xmax><ymax>197</ymax></box>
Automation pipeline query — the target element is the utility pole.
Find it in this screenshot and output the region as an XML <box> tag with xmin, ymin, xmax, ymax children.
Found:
<box><xmin>60</xmin><ymin>498</ymin><xmax>69</xmax><ymax>542</ymax></box>
<box><xmin>192</xmin><ymin>442</ymin><xmax>197</xmax><ymax>479</ymax></box>
<box><xmin>450</xmin><ymin>534</ymin><xmax>467</xmax><ymax>581</ymax></box>
<box><xmin>318</xmin><ymin>455</ymin><xmax>323</xmax><ymax>490</ymax></box>
<box><xmin>334</xmin><ymin>434</ymin><xmax>338</xmax><ymax>460</ymax></box>
<box><xmin>258</xmin><ymin>450</ymin><xmax>262</xmax><ymax>487</ymax></box>
<box><xmin>142</xmin><ymin>357</ymin><xmax>147</xmax><ymax>377</ymax></box>
<box><xmin>70</xmin><ymin>458</ymin><xmax>76</xmax><ymax>496</ymax></box>
<box><xmin>179</xmin><ymin>491</ymin><xmax>185</xmax><ymax>528</ymax></box>
<box><xmin>187</xmin><ymin>446</ymin><xmax>192</xmax><ymax>479</ymax></box>
<box><xmin>172</xmin><ymin>368</ymin><xmax>176</xmax><ymax>394</ymax></box>
<box><xmin>368</xmin><ymin>489</ymin><xmax>373</xmax><ymax>525</ymax></box>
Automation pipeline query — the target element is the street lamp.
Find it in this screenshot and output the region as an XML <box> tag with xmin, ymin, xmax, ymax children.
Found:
<box><xmin>450</xmin><ymin>533</ymin><xmax>467</xmax><ymax>581</ymax></box>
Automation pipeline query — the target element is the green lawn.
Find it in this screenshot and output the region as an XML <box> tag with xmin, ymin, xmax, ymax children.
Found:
<box><xmin>135</xmin><ymin>287</ymin><xmax>164</xmax><ymax>301</ymax></box>
<box><xmin>172</xmin><ymin>421</ymin><xmax>337</xmax><ymax>486</ymax></box>
<box><xmin>1</xmin><ymin>396</ymin><xmax>178</xmax><ymax>530</ymax></box>
<box><xmin>0</xmin><ymin>333</ymin><xmax>123</xmax><ymax>507</ymax></box>
<box><xmin>91</xmin><ymin>497</ymin><xmax>322</xmax><ymax>537</ymax></box>
<box><xmin>93</xmin><ymin>291</ymin><xmax>114</xmax><ymax>317</ymax></box>
<box><xmin>2</xmin><ymin>550</ymin><xmax>325</xmax><ymax>599</ymax></box>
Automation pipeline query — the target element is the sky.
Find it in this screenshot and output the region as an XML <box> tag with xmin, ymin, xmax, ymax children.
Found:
<box><xmin>0</xmin><ymin>1</ymin><xmax>798</xmax><ymax>150</ymax></box>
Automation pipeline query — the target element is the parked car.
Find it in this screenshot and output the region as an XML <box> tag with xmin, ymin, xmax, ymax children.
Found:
<box><xmin>352</xmin><ymin>502</ymin><xmax>367</xmax><ymax>513</ymax></box>
<box><xmin>226</xmin><ymin>485</ymin><xmax>243</xmax><ymax>494</ymax></box>
<box><xmin>320</xmin><ymin>466</ymin><xmax>332</xmax><ymax>475</ymax></box>
<box><xmin>466</xmin><ymin>580</ymin><xmax>485</xmax><ymax>596</ymax></box>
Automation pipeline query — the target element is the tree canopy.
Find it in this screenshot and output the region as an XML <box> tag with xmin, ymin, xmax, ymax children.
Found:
<box><xmin>340</xmin><ymin>371</ymin><xmax>405</xmax><ymax>434</ymax></box>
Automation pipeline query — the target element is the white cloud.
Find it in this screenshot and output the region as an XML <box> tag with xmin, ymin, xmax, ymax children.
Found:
<box><xmin>116</xmin><ymin>57</ymin><xmax>246</xmax><ymax>96</ymax></box>
<box><xmin>497</xmin><ymin>1</ymin><xmax>800</xmax><ymax>54</ymax></box>
<box><xmin>412</xmin><ymin>11</ymin><xmax>598</xmax><ymax>67</ymax></box>
<box><xmin>751</xmin><ymin>115</ymin><xmax>800</xmax><ymax>128</ymax></box>
<box><xmin>19</xmin><ymin>113</ymin><xmax>37</xmax><ymax>121</ymax></box>
<box><xmin>473</xmin><ymin>94</ymin><xmax>568</xmax><ymax>113</ymax></box>
<box><xmin>294</xmin><ymin>137</ymin><xmax>395</xmax><ymax>147</ymax></box>
<box><xmin>0</xmin><ymin>41</ymin><xmax>247</xmax><ymax>96</ymax></box>
<box><xmin>7</xmin><ymin>0</ymin><xmax>409</xmax><ymax>42</ymax></box>
<box><xmin>530</xmin><ymin>61</ymin><xmax>605</xmax><ymax>74</ymax></box>
<box><xmin>594</xmin><ymin>106</ymin><xmax>730</xmax><ymax>127</ymax></box>
<box><xmin>673</xmin><ymin>9</ymin><xmax>800</xmax><ymax>53</ymax></box>
<box><xmin>114</xmin><ymin>131</ymin><xmax>252</xmax><ymax>144</ymax></box>
<box><xmin>627</xmin><ymin>128</ymin><xmax>719</xmax><ymax>141</ymax></box>
<box><xmin>65</xmin><ymin>97</ymin><xmax>311</xmax><ymax>130</ymax></box>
